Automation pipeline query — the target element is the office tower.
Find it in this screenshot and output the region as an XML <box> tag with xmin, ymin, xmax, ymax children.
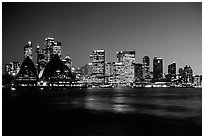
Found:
<box><xmin>44</xmin><ymin>37</ymin><xmax>54</xmax><ymax>63</ymax></box>
<box><xmin>37</xmin><ymin>37</ymin><xmax>62</xmax><ymax>74</ymax></box>
<box><xmin>45</xmin><ymin>37</ymin><xmax>62</xmax><ymax>60</ymax></box>
<box><xmin>116</xmin><ymin>51</ymin><xmax>135</xmax><ymax>83</ymax></box>
<box><xmin>52</xmin><ymin>41</ymin><xmax>62</xmax><ymax>59</ymax></box>
<box><xmin>183</xmin><ymin>65</ymin><xmax>193</xmax><ymax>84</ymax></box>
<box><xmin>153</xmin><ymin>57</ymin><xmax>163</xmax><ymax>81</ymax></box>
<box><xmin>80</xmin><ymin>63</ymin><xmax>93</xmax><ymax>82</ymax></box>
<box><xmin>44</xmin><ymin>37</ymin><xmax>62</xmax><ymax>63</ymax></box>
<box><xmin>143</xmin><ymin>56</ymin><xmax>150</xmax><ymax>80</ymax></box>
<box><xmin>116</xmin><ymin>51</ymin><xmax>123</xmax><ymax>63</ymax></box>
<box><xmin>105</xmin><ymin>62</ymin><xmax>114</xmax><ymax>76</ymax></box>
<box><xmin>113</xmin><ymin>62</ymin><xmax>125</xmax><ymax>83</ymax></box>
<box><xmin>194</xmin><ymin>75</ymin><xmax>202</xmax><ymax>87</ymax></box>
<box><xmin>87</xmin><ymin>63</ymin><xmax>93</xmax><ymax>76</ymax></box>
<box><xmin>135</xmin><ymin>63</ymin><xmax>143</xmax><ymax>82</ymax></box>
<box><xmin>90</xmin><ymin>50</ymin><xmax>105</xmax><ymax>83</ymax></box>
<box><xmin>24</xmin><ymin>41</ymin><xmax>32</xmax><ymax>59</ymax></box>
<box><xmin>80</xmin><ymin>64</ymin><xmax>88</xmax><ymax>78</ymax></box>
<box><xmin>168</xmin><ymin>62</ymin><xmax>176</xmax><ymax>81</ymax></box>
<box><xmin>178</xmin><ymin>68</ymin><xmax>184</xmax><ymax>78</ymax></box>
<box><xmin>105</xmin><ymin>62</ymin><xmax>113</xmax><ymax>83</ymax></box>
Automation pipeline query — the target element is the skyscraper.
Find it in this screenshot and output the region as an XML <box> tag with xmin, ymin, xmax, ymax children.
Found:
<box><xmin>183</xmin><ymin>65</ymin><xmax>193</xmax><ymax>84</ymax></box>
<box><xmin>24</xmin><ymin>41</ymin><xmax>32</xmax><ymax>59</ymax></box>
<box><xmin>52</xmin><ymin>42</ymin><xmax>62</xmax><ymax>59</ymax></box>
<box><xmin>37</xmin><ymin>37</ymin><xmax>62</xmax><ymax>75</ymax></box>
<box><xmin>44</xmin><ymin>37</ymin><xmax>55</xmax><ymax>63</ymax></box>
<box><xmin>116</xmin><ymin>51</ymin><xmax>135</xmax><ymax>83</ymax></box>
<box><xmin>194</xmin><ymin>75</ymin><xmax>202</xmax><ymax>87</ymax></box>
<box><xmin>168</xmin><ymin>62</ymin><xmax>176</xmax><ymax>81</ymax></box>
<box><xmin>105</xmin><ymin>62</ymin><xmax>114</xmax><ymax>77</ymax></box>
<box><xmin>153</xmin><ymin>57</ymin><xmax>163</xmax><ymax>81</ymax></box>
<box><xmin>90</xmin><ymin>50</ymin><xmax>105</xmax><ymax>83</ymax></box>
<box><xmin>113</xmin><ymin>62</ymin><xmax>125</xmax><ymax>83</ymax></box>
<box><xmin>87</xmin><ymin>63</ymin><xmax>93</xmax><ymax>76</ymax></box>
<box><xmin>44</xmin><ymin>37</ymin><xmax>62</xmax><ymax>63</ymax></box>
<box><xmin>178</xmin><ymin>68</ymin><xmax>184</xmax><ymax>77</ymax></box>
<box><xmin>135</xmin><ymin>63</ymin><xmax>143</xmax><ymax>82</ymax></box>
<box><xmin>142</xmin><ymin>56</ymin><xmax>150</xmax><ymax>80</ymax></box>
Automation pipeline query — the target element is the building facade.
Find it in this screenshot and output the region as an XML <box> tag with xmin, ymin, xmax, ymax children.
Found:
<box><xmin>113</xmin><ymin>62</ymin><xmax>125</xmax><ymax>83</ymax></box>
<box><xmin>37</xmin><ymin>37</ymin><xmax>62</xmax><ymax>74</ymax></box>
<box><xmin>116</xmin><ymin>51</ymin><xmax>135</xmax><ymax>83</ymax></box>
<box><xmin>194</xmin><ymin>75</ymin><xmax>202</xmax><ymax>87</ymax></box>
<box><xmin>105</xmin><ymin>62</ymin><xmax>114</xmax><ymax>76</ymax></box>
<box><xmin>153</xmin><ymin>57</ymin><xmax>163</xmax><ymax>81</ymax></box>
<box><xmin>89</xmin><ymin>50</ymin><xmax>105</xmax><ymax>84</ymax></box>
<box><xmin>24</xmin><ymin>41</ymin><xmax>32</xmax><ymax>59</ymax></box>
<box><xmin>5</xmin><ymin>61</ymin><xmax>21</xmax><ymax>76</ymax></box>
<box><xmin>168</xmin><ymin>62</ymin><xmax>176</xmax><ymax>81</ymax></box>
<box><xmin>142</xmin><ymin>56</ymin><xmax>150</xmax><ymax>80</ymax></box>
<box><xmin>135</xmin><ymin>63</ymin><xmax>143</xmax><ymax>82</ymax></box>
<box><xmin>183</xmin><ymin>65</ymin><xmax>193</xmax><ymax>84</ymax></box>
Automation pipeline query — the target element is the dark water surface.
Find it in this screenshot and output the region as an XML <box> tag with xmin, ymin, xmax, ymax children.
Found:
<box><xmin>3</xmin><ymin>87</ymin><xmax>202</xmax><ymax>136</ymax></box>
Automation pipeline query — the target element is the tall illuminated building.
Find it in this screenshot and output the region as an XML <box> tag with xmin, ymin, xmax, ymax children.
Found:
<box><xmin>43</xmin><ymin>37</ymin><xmax>62</xmax><ymax>63</ymax></box>
<box><xmin>80</xmin><ymin>63</ymin><xmax>93</xmax><ymax>79</ymax></box>
<box><xmin>105</xmin><ymin>62</ymin><xmax>114</xmax><ymax>76</ymax></box>
<box><xmin>80</xmin><ymin>64</ymin><xmax>88</xmax><ymax>78</ymax></box>
<box><xmin>90</xmin><ymin>50</ymin><xmax>105</xmax><ymax>83</ymax></box>
<box><xmin>87</xmin><ymin>63</ymin><xmax>93</xmax><ymax>76</ymax></box>
<box><xmin>183</xmin><ymin>65</ymin><xmax>193</xmax><ymax>84</ymax></box>
<box><xmin>142</xmin><ymin>56</ymin><xmax>150</xmax><ymax>80</ymax></box>
<box><xmin>52</xmin><ymin>41</ymin><xmax>62</xmax><ymax>58</ymax></box>
<box><xmin>168</xmin><ymin>62</ymin><xmax>176</xmax><ymax>81</ymax></box>
<box><xmin>24</xmin><ymin>41</ymin><xmax>32</xmax><ymax>59</ymax></box>
<box><xmin>135</xmin><ymin>63</ymin><xmax>143</xmax><ymax>82</ymax></box>
<box><xmin>153</xmin><ymin>57</ymin><xmax>163</xmax><ymax>81</ymax></box>
<box><xmin>44</xmin><ymin>37</ymin><xmax>55</xmax><ymax>63</ymax></box>
<box><xmin>37</xmin><ymin>37</ymin><xmax>62</xmax><ymax>75</ymax></box>
<box><xmin>178</xmin><ymin>68</ymin><xmax>184</xmax><ymax>78</ymax></box>
<box><xmin>116</xmin><ymin>51</ymin><xmax>135</xmax><ymax>83</ymax></box>
<box><xmin>113</xmin><ymin>62</ymin><xmax>125</xmax><ymax>83</ymax></box>
<box><xmin>194</xmin><ymin>75</ymin><xmax>202</xmax><ymax>87</ymax></box>
<box><xmin>105</xmin><ymin>62</ymin><xmax>114</xmax><ymax>83</ymax></box>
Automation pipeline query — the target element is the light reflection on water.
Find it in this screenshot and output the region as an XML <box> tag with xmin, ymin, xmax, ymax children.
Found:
<box><xmin>79</xmin><ymin>88</ymin><xmax>201</xmax><ymax>121</ymax></box>
<box><xmin>6</xmin><ymin>87</ymin><xmax>202</xmax><ymax>123</ymax></box>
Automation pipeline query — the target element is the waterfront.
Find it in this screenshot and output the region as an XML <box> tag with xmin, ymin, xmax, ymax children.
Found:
<box><xmin>3</xmin><ymin>87</ymin><xmax>202</xmax><ymax>136</ymax></box>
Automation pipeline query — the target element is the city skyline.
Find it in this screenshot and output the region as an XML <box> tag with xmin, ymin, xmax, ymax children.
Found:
<box><xmin>3</xmin><ymin>2</ymin><xmax>202</xmax><ymax>75</ymax></box>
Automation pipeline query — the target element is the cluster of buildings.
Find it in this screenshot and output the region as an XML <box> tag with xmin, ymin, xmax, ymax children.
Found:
<box><xmin>4</xmin><ymin>37</ymin><xmax>202</xmax><ymax>88</ymax></box>
<box><xmin>78</xmin><ymin>50</ymin><xmax>202</xmax><ymax>87</ymax></box>
<box><xmin>4</xmin><ymin>37</ymin><xmax>76</xmax><ymax>86</ymax></box>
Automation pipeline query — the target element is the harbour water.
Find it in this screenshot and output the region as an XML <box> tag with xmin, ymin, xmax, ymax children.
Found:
<box><xmin>3</xmin><ymin>87</ymin><xmax>202</xmax><ymax>136</ymax></box>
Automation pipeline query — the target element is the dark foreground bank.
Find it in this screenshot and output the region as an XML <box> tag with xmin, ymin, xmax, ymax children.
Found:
<box><xmin>3</xmin><ymin>109</ymin><xmax>202</xmax><ymax>136</ymax></box>
<box><xmin>2</xmin><ymin>87</ymin><xmax>202</xmax><ymax>136</ymax></box>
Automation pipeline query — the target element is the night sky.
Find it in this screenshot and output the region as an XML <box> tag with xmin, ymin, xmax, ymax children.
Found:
<box><xmin>2</xmin><ymin>2</ymin><xmax>202</xmax><ymax>75</ymax></box>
